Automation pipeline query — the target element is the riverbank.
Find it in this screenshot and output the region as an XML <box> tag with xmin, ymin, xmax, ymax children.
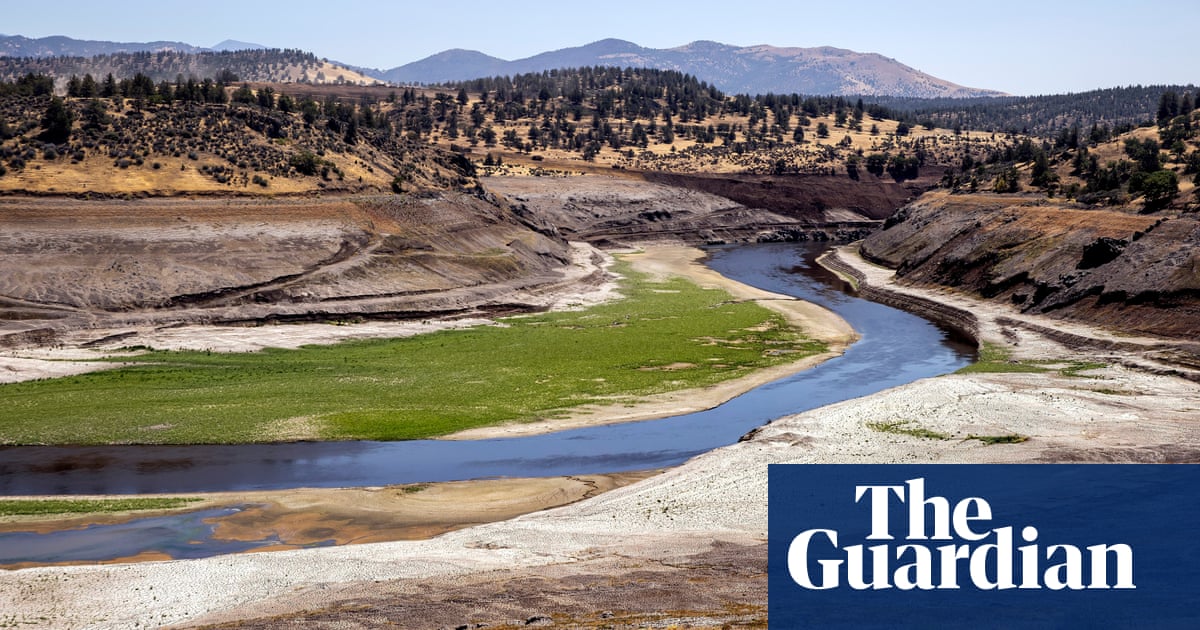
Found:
<box><xmin>2</xmin><ymin>243</ymin><xmax>1197</xmax><ymax>628</ymax></box>
<box><xmin>443</xmin><ymin>244</ymin><xmax>855</xmax><ymax>439</ymax></box>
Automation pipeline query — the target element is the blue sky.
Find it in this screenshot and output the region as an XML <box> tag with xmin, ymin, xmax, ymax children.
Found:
<box><xmin>4</xmin><ymin>0</ymin><xmax>1196</xmax><ymax>95</ymax></box>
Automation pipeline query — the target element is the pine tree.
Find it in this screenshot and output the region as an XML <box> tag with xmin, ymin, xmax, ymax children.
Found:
<box><xmin>40</xmin><ymin>96</ymin><xmax>74</xmax><ymax>144</ymax></box>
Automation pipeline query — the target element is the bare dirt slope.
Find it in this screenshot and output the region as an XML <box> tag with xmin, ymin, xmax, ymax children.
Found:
<box><xmin>0</xmin><ymin>193</ymin><xmax>576</xmax><ymax>348</ymax></box>
<box><xmin>483</xmin><ymin>172</ymin><xmax>899</xmax><ymax>246</ymax></box>
<box><xmin>861</xmin><ymin>190</ymin><xmax>1200</xmax><ymax>342</ymax></box>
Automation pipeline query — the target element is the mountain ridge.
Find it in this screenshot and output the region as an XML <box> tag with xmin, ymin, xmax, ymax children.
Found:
<box><xmin>0</xmin><ymin>34</ymin><xmax>207</xmax><ymax>58</ymax></box>
<box><xmin>383</xmin><ymin>38</ymin><xmax>1005</xmax><ymax>98</ymax></box>
<box><xmin>0</xmin><ymin>34</ymin><xmax>269</xmax><ymax>58</ymax></box>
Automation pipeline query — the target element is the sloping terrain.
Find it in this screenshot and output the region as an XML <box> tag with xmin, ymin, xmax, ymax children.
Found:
<box><xmin>0</xmin><ymin>194</ymin><xmax>574</xmax><ymax>347</ymax></box>
<box><xmin>0</xmin><ymin>48</ymin><xmax>378</xmax><ymax>87</ymax></box>
<box><xmin>482</xmin><ymin>170</ymin><xmax>918</xmax><ymax>246</ymax></box>
<box><xmin>860</xmin><ymin>191</ymin><xmax>1200</xmax><ymax>340</ymax></box>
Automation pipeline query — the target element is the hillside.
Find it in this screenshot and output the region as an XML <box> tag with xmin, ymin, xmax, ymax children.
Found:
<box><xmin>384</xmin><ymin>39</ymin><xmax>1004</xmax><ymax>99</ymax></box>
<box><xmin>0</xmin><ymin>77</ymin><xmax>583</xmax><ymax>346</ymax></box>
<box><xmin>861</xmin><ymin>191</ymin><xmax>1200</xmax><ymax>341</ymax></box>
<box><xmin>0</xmin><ymin>78</ymin><xmax>476</xmax><ymax>196</ymax></box>
<box><xmin>859</xmin><ymin>106</ymin><xmax>1200</xmax><ymax>342</ymax></box>
<box><xmin>872</xmin><ymin>85</ymin><xmax>1199</xmax><ymax>136</ymax></box>
<box><xmin>0</xmin><ymin>48</ymin><xmax>380</xmax><ymax>88</ymax></box>
<box><xmin>0</xmin><ymin>68</ymin><xmax>1015</xmax><ymax>199</ymax></box>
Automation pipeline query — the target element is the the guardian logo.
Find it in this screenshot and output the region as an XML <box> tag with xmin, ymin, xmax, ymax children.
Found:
<box><xmin>787</xmin><ymin>478</ymin><xmax>1135</xmax><ymax>591</ymax></box>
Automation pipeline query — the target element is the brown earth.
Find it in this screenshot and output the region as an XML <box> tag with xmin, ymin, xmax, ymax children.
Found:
<box><xmin>0</xmin><ymin>192</ymin><xmax>577</xmax><ymax>348</ymax></box>
<box><xmin>194</xmin><ymin>540</ymin><xmax>768</xmax><ymax>630</ymax></box>
<box><xmin>860</xmin><ymin>190</ymin><xmax>1200</xmax><ymax>343</ymax></box>
<box><xmin>641</xmin><ymin>170</ymin><xmax>925</xmax><ymax>222</ymax></box>
<box><xmin>484</xmin><ymin>170</ymin><xmax>920</xmax><ymax>247</ymax></box>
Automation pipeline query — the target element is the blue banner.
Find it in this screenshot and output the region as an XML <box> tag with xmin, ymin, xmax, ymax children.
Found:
<box><xmin>768</xmin><ymin>465</ymin><xmax>1200</xmax><ymax>628</ymax></box>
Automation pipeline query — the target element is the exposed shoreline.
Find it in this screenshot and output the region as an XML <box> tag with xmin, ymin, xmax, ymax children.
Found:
<box><xmin>2</xmin><ymin>243</ymin><xmax>1197</xmax><ymax>628</ymax></box>
<box><xmin>0</xmin><ymin>471</ymin><xmax>659</xmax><ymax>571</ymax></box>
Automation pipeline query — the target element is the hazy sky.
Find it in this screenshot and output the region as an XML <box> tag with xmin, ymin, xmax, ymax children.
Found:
<box><xmin>4</xmin><ymin>0</ymin><xmax>1196</xmax><ymax>96</ymax></box>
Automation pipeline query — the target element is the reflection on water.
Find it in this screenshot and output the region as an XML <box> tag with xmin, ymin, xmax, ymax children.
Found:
<box><xmin>0</xmin><ymin>243</ymin><xmax>974</xmax><ymax>496</ymax></box>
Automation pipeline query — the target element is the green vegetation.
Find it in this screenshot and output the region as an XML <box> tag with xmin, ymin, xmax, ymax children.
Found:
<box><xmin>0</xmin><ymin>497</ymin><xmax>201</xmax><ymax>517</ymax></box>
<box><xmin>955</xmin><ymin>342</ymin><xmax>1048</xmax><ymax>374</ymax></box>
<box><xmin>967</xmin><ymin>434</ymin><xmax>1030</xmax><ymax>445</ymax></box>
<box><xmin>957</xmin><ymin>343</ymin><xmax>1108</xmax><ymax>378</ymax></box>
<box><xmin>0</xmin><ymin>262</ymin><xmax>823</xmax><ymax>445</ymax></box>
<box><xmin>867</xmin><ymin>420</ymin><xmax>951</xmax><ymax>440</ymax></box>
<box><xmin>1058</xmin><ymin>361</ymin><xmax>1107</xmax><ymax>378</ymax></box>
<box><xmin>866</xmin><ymin>419</ymin><xmax>1032</xmax><ymax>446</ymax></box>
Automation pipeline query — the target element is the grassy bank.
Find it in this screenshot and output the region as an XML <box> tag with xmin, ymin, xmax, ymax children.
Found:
<box><xmin>0</xmin><ymin>498</ymin><xmax>201</xmax><ymax>517</ymax></box>
<box><xmin>0</xmin><ymin>261</ymin><xmax>824</xmax><ymax>445</ymax></box>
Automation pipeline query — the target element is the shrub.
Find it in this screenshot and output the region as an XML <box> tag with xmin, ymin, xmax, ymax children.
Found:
<box><xmin>289</xmin><ymin>150</ymin><xmax>321</xmax><ymax>175</ymax></box>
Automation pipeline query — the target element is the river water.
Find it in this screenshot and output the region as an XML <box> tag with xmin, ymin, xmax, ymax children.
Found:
<box><xmin>0</xmin><ymin>243</ymin><xmax>973</xmax><ymax>497</ymax></box>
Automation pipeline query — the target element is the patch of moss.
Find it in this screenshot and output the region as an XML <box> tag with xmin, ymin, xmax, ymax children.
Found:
<box><xmin>957</xmin><ymin>342</ymin><xmax>1049</xmax><ymax>374</ymax></box>
<box><xmin>867</xmin><ymin>420</ymin><xmax>952</xmax><ymax>440</ymax></box>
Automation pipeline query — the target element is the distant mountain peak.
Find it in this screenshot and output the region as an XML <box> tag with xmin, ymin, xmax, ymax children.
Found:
<box><xmin>670</xmin><ymin>40</ymin><xmax>737</xmax><ymax>53</ymax></box>
<box><xmin>580</xmin><ymin>38</ymin><xmax>642</xmax><ymax>50</ymax></box>
<box><xmin>210</xmin><ymin>40</ymin><xmax>267</xmax><ymax>52</ymax></box>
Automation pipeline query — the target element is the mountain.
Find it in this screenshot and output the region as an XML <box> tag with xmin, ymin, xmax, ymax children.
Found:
<box><xmin>0</xmin><ymin>34</ymin><xmax>207</xmax><ymax>57</ymax></box>
<box><xmin>383</xmin><ymin>49</ymin><xmax>508</xmax><ymax>85</ymax></box>
<box><xmin>210</xmin><ymin>40</ymin><xmax>268</xmax><ymax>52</ymax></box>
<box><xmin>384</xmin><ymin>38</ymin><xmax>1005</xmax><ymax>98</ymax></box>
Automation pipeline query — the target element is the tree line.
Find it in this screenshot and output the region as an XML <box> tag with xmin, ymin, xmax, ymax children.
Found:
<box><xmin>868</xmin><ymin>85</ymin><xmax>1196</xmax><ymax>137</ymax></box>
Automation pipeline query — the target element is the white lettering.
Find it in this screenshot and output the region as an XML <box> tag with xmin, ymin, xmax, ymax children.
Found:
<box><xmin>1087</xmin><ymin>544</ymin><xmax>1135</xmax><ymax>589</ymax></box>
<box><xmin>856</xmin><ymin>484</ymin><xmax>905</xmax><ymax>540</ymax></box>
<box><xmin>787</xmin><ymin>529</ymin><xmax>841</xmax><ymax>590</ymax></box>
